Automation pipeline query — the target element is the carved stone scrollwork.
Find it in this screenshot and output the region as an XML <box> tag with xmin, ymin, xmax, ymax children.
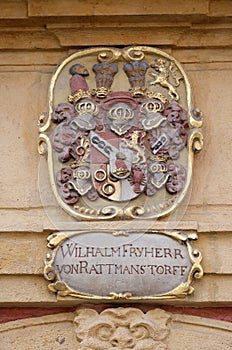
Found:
<box><xmin>74</xmin><ymin>308</ymin><xmax>171</xmax><ymax>350</ymax></box>
<box><xmin>97</xmin><ymin>48</ymin><xmax>121</xmax><ymax>63</ymax></box>
<box><xmin>38</xmin><ymin>111</ymin><xmax>49</xmax><ymax>128</ymax></box>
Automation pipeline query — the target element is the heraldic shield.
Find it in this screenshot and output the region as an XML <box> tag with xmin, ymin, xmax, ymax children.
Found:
<box><xmin>38</xmin><ymin>46</ymin><xmax>203</xmax><ymax>220</ymax></box>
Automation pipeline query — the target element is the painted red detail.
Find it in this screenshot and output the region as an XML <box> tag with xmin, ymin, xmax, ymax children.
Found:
<box><xmin>0</xmin><ymin>306</ymin><xmax>232</xmax><ymax>324</ymax></box>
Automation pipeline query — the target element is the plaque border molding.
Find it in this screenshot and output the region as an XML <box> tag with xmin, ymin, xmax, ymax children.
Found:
<box><xmin>44</xmin><ymin>230</ymin><xmax>203</xmax><ymax>301</ymax></box>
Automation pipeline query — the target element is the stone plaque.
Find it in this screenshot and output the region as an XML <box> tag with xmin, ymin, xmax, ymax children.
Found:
<box><xmin>38</xmin><ymin>46</ymin><xmax>203</xmax><ymax>221</ymax></box>
<box><xmin>45</xmin><ymin>231</ymin><xmax>203</xmax><ymax>300</ymax></box>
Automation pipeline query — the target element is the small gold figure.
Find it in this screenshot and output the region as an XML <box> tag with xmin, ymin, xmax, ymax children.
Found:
<box><xmin>150</xmin><ymin>59</ymin><xmax>183</xmax><ymax>101</ymax></box>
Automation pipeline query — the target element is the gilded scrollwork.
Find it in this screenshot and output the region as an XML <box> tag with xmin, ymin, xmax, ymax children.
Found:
<box><xmin>122</xmin><ymin>47</ymin><xmax>145</xmax><ymax>62</ymax></box>
<box><xmin>38</xmin><ymin>112</ymin><xmax>49</xmax><ymax>128</ymax></box>
<box><xmin>44</xmin><ymin>230</ymin><xmax>203</xmax><ymax>301</ymax></box>
<box><xmin>188</xmin><ymin>129</ymin><xmax>204</xmax><ymax>153</ymax></box>
<box><xmin>190</xmin><ymin>108</ymin><xmax>204</xmax><ymax>128</ymax></box>
<box><xmin>97</xmin><ymin>48</ymin><xmax>121</xmax><ymax>63</ymax></box>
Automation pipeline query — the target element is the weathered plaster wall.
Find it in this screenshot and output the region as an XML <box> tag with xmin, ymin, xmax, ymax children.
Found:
<box><xmin>0</xmin><ymin>0</ymin><xmax>231</xmax><ymax>314</ymax></box>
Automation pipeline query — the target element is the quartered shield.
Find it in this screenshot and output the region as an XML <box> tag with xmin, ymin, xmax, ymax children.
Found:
<box><xmin>38</xmin><ymin>46</ymin><xmax>203</xmax><ymax>220</ymax></box>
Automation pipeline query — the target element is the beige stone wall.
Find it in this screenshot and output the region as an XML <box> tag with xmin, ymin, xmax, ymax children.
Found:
<box><xmin>0</xmin><ymin>0</ymin><xmax>232</xmax><ymax>306</ymax></box>
<box><xmin>1</xmin><ymin>309</ymin><xmax>232</xmax><ymax>349</ymax></box>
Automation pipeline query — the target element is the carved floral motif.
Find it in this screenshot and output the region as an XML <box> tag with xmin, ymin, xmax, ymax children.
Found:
<box><xmin>74</xmin><ymin>308</ymin><xmax>171</xmax><ymax>350</ymax></box>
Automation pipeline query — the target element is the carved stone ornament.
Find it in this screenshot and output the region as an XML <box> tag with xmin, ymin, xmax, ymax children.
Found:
<box><xmin>44</xmin><ymin>230</ymin><xmax>203</xmax><ymax>301</ymax></box>
<box><xmin>74</xmin><ymin>308</ymin><xmax>171</xmax><ymax>350</ymax></box>
<box><xmin>1</xmin><ymin>309</ymin><xmax>232</xmax><ymax>350</ymax></box>
<box><xmin>38</xmin><ymin>46</ymin><xmax>203</xmax><ymax>220</ymax></box>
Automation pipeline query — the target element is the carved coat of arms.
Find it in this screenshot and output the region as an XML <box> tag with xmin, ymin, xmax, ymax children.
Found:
<box><xmin>38</xmin><ymin>47</ymin><xmax>203</xmax><ymax>220</ymax></box>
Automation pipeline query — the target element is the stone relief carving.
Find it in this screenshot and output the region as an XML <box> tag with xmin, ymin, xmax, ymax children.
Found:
<box><xmin>73</xmin><ymin>308</ymin><xmax>171</xmax><ymax>350</ymax></box>
<box><xmin>38</xmin><ymin>46</ymin><xmax>203</xmax><ymax>221</ymax></box>
<box><xmin>1</xmin><ymin>309</ymin><xmax>232</xmax><ymax>350</ymax></box>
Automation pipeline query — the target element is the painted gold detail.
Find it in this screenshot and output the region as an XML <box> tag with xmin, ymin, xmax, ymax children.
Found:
<box><xmin>122</xmin><ymin>47</ymin><xmax>145</xmax><ymax>62</ymax></box>
<box><xmin>92</xmin><ymin>87</ymin><xmax>111</xmax><ymax>98</ymax></box>
<box><xmin>102</xmin><ymin>182</ymin><xmax>115</xmax><ymax>196</ymax></box>
<box><xmin>44</xmin><ymin>230</ymin><xmax>203</xmax><ymax>301</ymax></box>
<box><xmin>97</xmin><ymin>48</ymin><xmax>121</xmax><ymax>63</ymax></box>
<box><xmin>150</xmin><ymin>58</ymin><xmax>182</xmax><ymax>101</ymax></box>
<box><xmin>129</xmin><ymin>86</ymin><xmax>147</xmax><ymax>98</ymax></box>
<box><xmin>190</xmin><ymin>108</ymin><xmax>204</xmax><ymax>128</ymax></box>
<box><xmin>38</xmin><ymin>46</ymin><xmax>203</xmax><ymax>220</ymax></box>
<box><xmin>38</xmin><ymin>112</ymin><xmax>48</xmax><ymax>128</ymax></box>
<box><xmin>94</xmin><ymin>169</ymin><xmax>107</xmax><ymax>182</ymax></box>
<box><xmin>68</xmin><ymin>89</ymin><xmax>91</xmax><ymax>104</ymax></box>
<box><xmin>146</xmin><ymin>91</ymin><xmax>168</xmax><ymax>103</ymax></box>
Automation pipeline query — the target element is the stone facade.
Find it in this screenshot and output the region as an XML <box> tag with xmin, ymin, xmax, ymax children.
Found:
<box><xmin>1</xmin><ymin>308</ymin><xmax>232</xmax><ymax>349</ymax></box>
<box><xmin>0</xmin><ymin>0</ymin><xmax>232</xmax><ymax>348</ymax></box>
